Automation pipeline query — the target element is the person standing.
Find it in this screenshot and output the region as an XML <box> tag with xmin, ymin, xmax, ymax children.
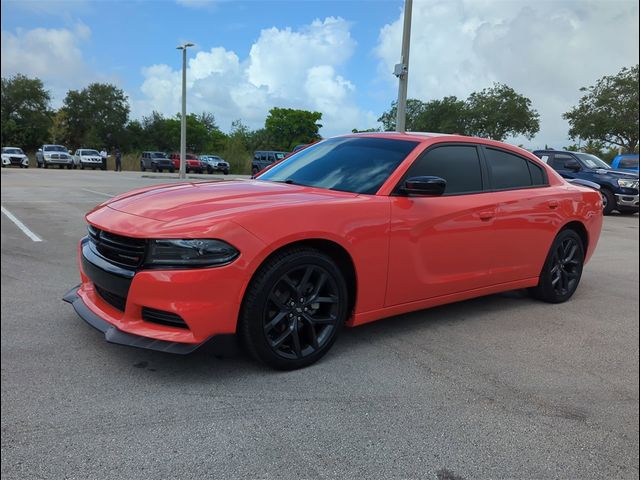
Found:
<box><xmin>114</xmin><ymin>148</ymin><xmax>122</xmax><ymax>172</ymax></box>
<box><xmin>99</xmin><ymin>147</ymin><xmax>107</xmax><ymax>170</ymax></box>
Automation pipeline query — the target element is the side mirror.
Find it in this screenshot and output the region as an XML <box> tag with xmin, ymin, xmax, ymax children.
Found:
<box><xmin>38</xmin><ymin>148</ymin><xmax>42</xmax><ymax>152</ymax></box>
<box><xmin>565</xmin><ymin>160</ymin><xmax>581</xmax><ymax>171</ymax></box>
<box><xmin>401</xmin><ymin>176</ymin><xmax>447</xmax><ymax>196</ymax></box>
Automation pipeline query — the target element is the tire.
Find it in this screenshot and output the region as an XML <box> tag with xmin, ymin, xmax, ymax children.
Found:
<box><xmin>67</xmin><ymin>164</ymin><xmax>72</xmax><ymax>169</ymax></box>
<box><xmin>100</xmin><ymin>166</ymin><xmax>106</xmax><ymax>171</ymax></box>
<box><xmin>207</xmin><ymin>166</ymin><xmax>213</xmax><ymax>174</ymax></box>
<box><xmin>44</xmin><ymin>163</ymin><xmax>48</xmax><ymax>169</ymax></box>
<box><xmin>601</xmin><ymin>189</ymin><xmax>616</xmax><ymax>215</ymax></box>
<box><xmin>152</xmin><ymin>164</ymin><xmax>158</xmax><ymax>173</ymax></box>
<box><xmin>239</xmin><ymin>247</ymin><xmax>348</xmax><ymax>370</ymax></box>
<box><xmin>169</xmin><ymin>168</ymin><xmax>175</xmax><ymax>173</ymax></box>
<box><xmin>618</xmin><ymin>209</ymin><xmax>638</xmax><ymax>215</ymax></box>
<box><xmin>529</xmin><ymin>229</ymin><xmax>584</xmax><ymax>304</ymax></box>
<box><xmin>252</xmin><ymin>167</ymin><xmax>259</xmax><ymax>175</ymax></box>
<box><xmin>223</xmin><ymin>170</ymin><xmax>229</xmax><ymax>175</ymax></box>
<box><xmin>140</xmin><ymin>162</ymin><xmax>146</xmax><ymax>172</ymax></box>
<box><xmin>80</xmin><ymin>164</ymin><xmax>85</xmax><ymax>170</ymax></box>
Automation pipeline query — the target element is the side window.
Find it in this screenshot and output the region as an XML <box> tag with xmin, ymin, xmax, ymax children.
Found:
<box><xmin>403</xmin><ymin>145</ymin><xmax>483</xmax><ymax>195</ymax></box>
<box><xmin>551</xmin><ymin>153</ymin><xmax>575</xmax><ymax>169</ymax></box>
<box><xmin>268</xmin><ymin>154</ymin><xmax>275</xmax><ymax>162</ymax></box>
<box><xmin>621</xmin><ymin>158</ymin><xmax>638</xmax><ymax>169</ymax></box>
<box><xmin>528</xmin><ymin>161</ymin><xmax>547</xmax><ymax>186</ymax></box>
<box><xmin>484</xmin><ymin>148</ymin><xmax>532</xmax><ymax>190</ymax></box>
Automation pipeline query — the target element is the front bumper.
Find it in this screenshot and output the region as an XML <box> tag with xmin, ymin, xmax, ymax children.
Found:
<box><xmin>63</xmin><ymin>286</ymin><xmax>206</xmax><ymax>354</ymax></box>
<box><xmin>615</xmin><ymin>193</ymin><xmax>639</xmax><ymax>208</ymax></box>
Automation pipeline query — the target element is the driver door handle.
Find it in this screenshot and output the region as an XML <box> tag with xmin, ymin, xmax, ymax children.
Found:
<box><xmin>478</xmin><ymin>211</ymin><xmax>495</xmax><ymax>221</ymax></box>
<box><xmin>548</xmin><ymin>200</ymin><xmax>559</xmax><ymax>209</ymax></box>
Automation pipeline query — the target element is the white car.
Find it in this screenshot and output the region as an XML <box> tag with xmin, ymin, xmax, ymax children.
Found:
<box><xmin>1</xmin><ymin>147</ymin><xmax>29</xmax><ymax>168</ymax></box>
<box><xmin>72</xmin><ymin>148</ymin><xmax>105</xmax><ymax>170</ymax></box>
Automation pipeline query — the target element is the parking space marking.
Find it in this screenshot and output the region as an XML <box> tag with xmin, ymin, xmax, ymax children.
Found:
<box><xmin>82</xmin><ymin>188</ymin><xmax>113</xmax><ymax>197</ymax></box>
<box><xmin>1</xmin><ymin>205</ymin><xmax>43</xmax><ymax>242</ymax></box>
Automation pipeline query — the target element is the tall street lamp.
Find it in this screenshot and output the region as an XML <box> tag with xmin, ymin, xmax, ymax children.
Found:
<box><xmin>394</xmin><ymin>0</ymin><xmax>413</xmax><ymax>132</ymax></box>
<box><xmin>177</xmin><ymin>42</ymin><xmax>195</xmax><ymax>179</ymax></box>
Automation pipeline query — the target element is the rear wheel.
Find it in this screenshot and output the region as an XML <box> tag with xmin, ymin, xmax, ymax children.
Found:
<box><xmin>140</xmin><ymin>162</ymin><xmax>146</xmax><ymax>172</ymax></box>
<box><xmin>529</xmin><ymin>229</ymin><xmax>584</xmax><ymax>303</ymax></box>
<box><xmin>601</xmin><ymin>189</ymin><xmax>615</xmax><ymax>215</ymax></box>
<box><xmin>239</xmin><ymin>247</ymin><xmax>348</xmax><ymax>370</ymax></box>
<box><xmin>618</xmin><ymin>209</ymin><xmax>638</xmax><ymax>215</ymax></box>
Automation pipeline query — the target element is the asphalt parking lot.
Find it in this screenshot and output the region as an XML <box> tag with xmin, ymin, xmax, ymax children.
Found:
<box><xmin>1</xmin><ymin>168</ymin><xmax>638</xmax><ymax>479</ymax></box>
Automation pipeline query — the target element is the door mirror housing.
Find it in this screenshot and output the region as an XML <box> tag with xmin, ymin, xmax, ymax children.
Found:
<box><xmin>37</xmin><ymin>148</ymin><xmax>42</xmax><ymax>152</ymax></box>
<box><xmin>565</xmin><ymin>159</ymin><xmax>581</xmax><ymax>171</ymax></box>
<box><xmin>401</xmin><ymin>176</ymin><xmax>447</xmax><ymax>196</ymax></box>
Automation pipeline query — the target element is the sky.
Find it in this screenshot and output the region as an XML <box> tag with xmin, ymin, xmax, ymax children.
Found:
<box><xmin>1</xmin><ymin>0</ymin><xmax>638</xmax><ymax>148</ymax></box>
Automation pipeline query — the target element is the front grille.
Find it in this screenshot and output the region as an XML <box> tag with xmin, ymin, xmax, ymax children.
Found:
<box><xmin>95</xmin><ymin>285</ymin><xmax>127</xmax><ymax>311</ymax></box>
<box><xmin>142</xmin><ymin>307</ymin><xmax>189</xmax><ymax>329</ymax></box>
<box><xmin>88</xmin><ymin>225</ymin><xmax>146</xmax><ymax>268</ymax></box>
<box><xmin>10</xmin><ymin>157</ymin><xmax>22</xmax><ymax>164</ymax></box>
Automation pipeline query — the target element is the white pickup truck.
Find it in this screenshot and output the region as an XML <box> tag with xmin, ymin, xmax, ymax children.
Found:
<box><xmin>36</xmin><ymin>144</ymin><xmax>73</xmax><ymax>169</ymax></box>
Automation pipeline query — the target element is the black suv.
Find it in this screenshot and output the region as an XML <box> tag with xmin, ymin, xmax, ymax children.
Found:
<box><xmin>252</xmin><ymin>150</ymin><xmax>287</xmax><ymax>175</ymax></box>
<box><xmin>140</xmin><ymin>151</ymin><xmax>174</xmax><ymax>173</ymax></box>
<box><xmin>533</xmin><ymin>149</ymin><xmax>639</xmax><ymax>215</ymax></box>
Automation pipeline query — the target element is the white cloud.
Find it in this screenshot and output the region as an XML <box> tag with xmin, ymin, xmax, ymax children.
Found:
<box><xmin>374</xmin><ymin>0</ymin><xmax>639</xmax><ymax>147</ymax></box>
<box><xmin>133</xmin><ymin>17</ymin><xmax>376</xmax><ymax>135</ymax></box>
<box><xmin>1</xmin><ymin>23</ymin><xmax>93</xmax><ymax>106</ymax></box>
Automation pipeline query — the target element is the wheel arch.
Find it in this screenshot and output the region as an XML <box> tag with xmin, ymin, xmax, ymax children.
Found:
<box><xmin>558</xmin><ymin>220</ymin><xmax>589</xmax><ymax>253</ymax></box>
<box><xmin>239</xmin><ymin>238</ymin><xmax>358</xmax><ymax>329</ymax></box>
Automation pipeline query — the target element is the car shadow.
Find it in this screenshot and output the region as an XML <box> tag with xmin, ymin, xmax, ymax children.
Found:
<box><xmin>88</xmin><ymin>289</ymin><xmax>537</xmax><ymax>381</ymax></box>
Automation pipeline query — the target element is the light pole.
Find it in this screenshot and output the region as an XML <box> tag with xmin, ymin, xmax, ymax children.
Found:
<box><xmin>177</xmin><ymin>42</ymin><xmax>194</xmax><ymax>179</ymax></box>
<box><xmin>394</xmin><ymin>0</ymin><xmax>413</xmax><ymax>132</ymax></box>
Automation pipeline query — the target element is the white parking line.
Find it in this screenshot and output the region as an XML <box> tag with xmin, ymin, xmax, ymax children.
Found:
<box><xmin>1</xmin><ymin>205</ymin><xmax>43</xmax><ymax>242</ymax></box>
<box><xmin>82</xmin><ymin>188</ymin><xmax>113</xmax><ymax>197</ymax></box>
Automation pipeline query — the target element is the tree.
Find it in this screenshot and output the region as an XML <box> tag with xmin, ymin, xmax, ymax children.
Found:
<box><xmin>563</xmin><ymin>64</ymin><xmax>639</xmax><ymax>153</ymax></box>
<box><xmin>1</xmin><ymin>74</ymin><xmax>53</xmax><ymax>150</ymax></box>
<box><xmin>377</xmin><ymin>99</ymin><xmax>427</xmax><ymax>131</ymax></box>
<box><xmin>264</xmin><ymin>107</ymin><xmax>322</xmax><ymax>150</ymax></box>
<box><xmin>414</xmin><ymin>96</ymin><xmax>468</xmax><ymax>134</ymax></box>
<box><xmin>465</xmin><ymin>83</ymin><xmax>540</xmax><ymax>141</ymax></box>
<box><xmin>49</xmin><ymin>110</ymin><xmax>70</xmax><ymax>145</ymax></box>
<box><xmin>63</xmin><ymin>83</ymin><xmax>129</xmax><ymax>148</ymax></box>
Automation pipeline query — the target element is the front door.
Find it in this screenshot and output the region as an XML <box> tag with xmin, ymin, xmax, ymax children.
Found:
<box><xmin>386</xmin><ymin>144</ymin><xmax>498</xmax><ymax>306</ymax></box>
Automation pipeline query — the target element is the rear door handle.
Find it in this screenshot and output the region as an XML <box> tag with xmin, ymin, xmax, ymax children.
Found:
<box><xmin>548</xmin><ymin>200</ymin><xmax>559</xmax><ymax>209</ymax></box>
<box><xmin>478</xmin><ymin>211</ymin><xmax>495</xmax><ymax>221</ymax></box>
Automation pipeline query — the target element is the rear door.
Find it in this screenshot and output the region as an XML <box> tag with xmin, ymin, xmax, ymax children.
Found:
<box><xmin>386</xmin><ymin>143</ymin><xmax>499</xmax><ymax>305</ymax></box>
<box><xmin>482</xmin><ymin>146</ymin><xmax>558</xmax><ymax>283</ymax></box>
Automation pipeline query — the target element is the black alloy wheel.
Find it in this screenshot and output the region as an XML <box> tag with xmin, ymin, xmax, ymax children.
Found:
<box><xmin>240</xmin><ymin>247</ymin><xmax>348</xmax><ymax>370</ymax></box>
<box><xmin>530</xmin><ymin>229</ymin><xmax>584</xmax><ymax>303</ymax></box>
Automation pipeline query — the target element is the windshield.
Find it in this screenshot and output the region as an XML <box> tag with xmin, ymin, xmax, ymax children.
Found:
<box><xmin>44</xmin><ymin>145</ymin><xmax>68</xmax><ymax>152</ymax></box>
<box><xmin>258</xmin><ymin>137</ymin><xmax>419</xmax><ymax>194</ymax></box>
<box><xmin>575</xmin><ymin>153</ymin><xmax>611</xmax><ymax>170</ymax></box>
<box><xmin>83</xmin><ymin>150</ymin><xmax>100</xmax><ymax>156</ymax></box>
<box><xmin>151</xmin><ymin>152</ymin><xmax>167</xmax><ymax>158</ymax></box>
<box><xmin>3</xmin><ymin>148</ymin><xmax>23</xmax><ymax>154</ymax></box>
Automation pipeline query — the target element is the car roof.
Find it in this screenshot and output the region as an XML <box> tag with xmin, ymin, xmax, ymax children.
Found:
<box><xmin>532</xmin><ymin>149</ymin><xmax>574</xmax><ymax>154</ymax></box>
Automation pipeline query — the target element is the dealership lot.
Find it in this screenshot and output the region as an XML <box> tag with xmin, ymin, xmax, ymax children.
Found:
<box><xmin>1</xmin><ymin>168</ymin><xmax>638</xmax><ymax>479</ymax></box>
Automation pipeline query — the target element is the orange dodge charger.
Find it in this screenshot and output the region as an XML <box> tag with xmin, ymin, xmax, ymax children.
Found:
<box><xmin>64</xmin><ymin>133</ymin><xmax>603</xmax><ymax>369</ymax></box>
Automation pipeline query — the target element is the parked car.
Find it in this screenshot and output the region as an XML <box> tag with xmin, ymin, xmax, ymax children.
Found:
<box><xmin>36</xmin><ymin>144</ymin><xmax>73</xmax><ymax>169</ymax></box>
<box><xmin>1</xmin><ymin>147</ymin><xmax>29</xmax><ymax>168</ymax></box>
<box><xmin>533</xmin><ymin>149</ymin><xmax>639</xmax><ymax>215</ymax></box>
<box><xmin>199</xmin><ymin>155</ymin><xmax>230</xmax><ymax>174</ymax></box>
<box><xmin>252</xmin><ymin>150</ymin><xmax>287</xmax><ymax>175</ymax></box>
<box><xmin>65</xmin><ymin>133</ymin><xmax>603</xmax><ymax>370</ymax></box>
<box><xmin>611</xmin><ymin>153</ymin><xmax>639</xmax><ymax>173</ymax></box>
<box><xmin>169</xmin><ymin>153</ymin><xmax>203</xmax><ymax>173</ymax></box>
<box><xmin>140</xmin><ymin>151</ymin><xmax>175</xmax><ymax>173</ymax></box>
<box><xmin>72</xmin><ymin>148</ymin><xmax>105</xmax><ymax>170</ymax></box>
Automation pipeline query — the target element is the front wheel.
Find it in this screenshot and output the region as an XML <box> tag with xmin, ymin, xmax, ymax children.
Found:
<box><xmin>239</xmin><ymin>247</ymin><xmax>348</xmax><ymax>370</ymax></box>
<box><xmin>529</xmin><ymin>229</ymin><xmax>584</xmax><ymax>303</ymax></box>
<box><xmin>601</xmin><ymin>189</ymin><xmax>615</xmax><ymax>215</ymax></box>
<box><xmin>140</xmin><ymin>163</ymin><xmax>146</xmax><ymax>172</ymax></box>
<box><xmin>169</xmin><ymin>168</ymin><xmax>175</xmax><ymax>173</ymax></box>
<box><xmin>618</xmin><ymin>209</ymin><xmax>638</xmax><ymax>216</ymax></box>
<box><xmin>252</xmin><ymin>167</ymin><xmax>259</xmax><ymax>175</ymax></box>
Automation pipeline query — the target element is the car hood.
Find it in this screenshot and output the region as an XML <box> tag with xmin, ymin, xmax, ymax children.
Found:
<box><xmin>104</xmin><ymin>180</ymin><xmax>357</xmax><ymax>223</ymax></box>
<box><xmin>590</xmin><ymin>168</ymin><xmax>639</xmax><ymax>179</ymax></box>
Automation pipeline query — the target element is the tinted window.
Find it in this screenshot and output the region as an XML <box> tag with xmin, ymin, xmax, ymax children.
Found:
<box><xmin>259</xmin><ymin>137</ymin><xmax>419</xmax><ymax>194</ymax></box>
<box><xmin>551</xmin><ymin>153</ymin><xmax>577</xmax><ymax>169</ymax></box>
<box><xmin>528</xmin><ymin>161</ymin><xmax>547</xmax><ymax>186</ymax></box>
<box><xmin>620</xmin><ymin>157</ymin><xmax>639</xmax><ymax>169</ymax></box>
<box><xmin>403</xmin><ymin>145</ymin><xmax>483</xmax><ymax>195</ymax></box>
<box><xmin>485</xmin><ymin>148</ymin><xmax>532</xmax><ymax>189</ymax></box>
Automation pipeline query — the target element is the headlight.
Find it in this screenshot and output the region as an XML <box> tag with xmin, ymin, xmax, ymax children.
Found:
<box><xmin>618</xmin><ymin>179</ymin><xmax>639</xmax><ymax>189</ymax></box>
<box><xmin>146</xmin><ymin>239</ymin><xmax>239</xmax><ymax>268</ymax></box>
<box><xmin>44</xmin><ymin>154</ymin><xmax>52</xmax><ymax>159</ymax></box>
